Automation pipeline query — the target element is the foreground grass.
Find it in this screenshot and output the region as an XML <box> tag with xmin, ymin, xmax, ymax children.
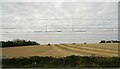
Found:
<box><xmin>2</xmin><ymin>55</ymin><xmax>120</xmax><ymax>68</ymax></box>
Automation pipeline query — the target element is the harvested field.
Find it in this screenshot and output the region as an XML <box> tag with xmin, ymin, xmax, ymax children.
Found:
<box><xmin>1</xmin><ymin>43</ymin><xmax>120</xmax><ymax>58</ymax></box>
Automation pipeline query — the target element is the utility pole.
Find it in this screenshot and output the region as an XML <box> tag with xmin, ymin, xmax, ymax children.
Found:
<box><xmin>46</xmin><ymin>16</ymin><xmax>47</xmax><ymax>32</ymax></box>
<box><xmin>72</xmin><ymin>14</ymin><xmax>74</xmax><ymax>32</ymax></box>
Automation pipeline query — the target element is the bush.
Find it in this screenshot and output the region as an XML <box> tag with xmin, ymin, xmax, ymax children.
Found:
<box><xmin>2</xmin><ymin>55</ymin><xmax>120</xmax><ymax>68</ymax></box>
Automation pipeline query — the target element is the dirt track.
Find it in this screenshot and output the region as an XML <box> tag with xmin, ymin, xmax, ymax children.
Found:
<box><xmin>2</xmin><ymin>43</ymin><xmax>119</xmax><ymax>58</ymax></box>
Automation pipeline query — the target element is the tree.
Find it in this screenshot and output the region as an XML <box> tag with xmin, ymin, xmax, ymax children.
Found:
<box><xmin>99</xmin><ymin>40</ymin><xmax>106</xmax><ymax>43</ymax></box>
<box><xmin>106</xmin><ymin>41</ymin><xmax>111</xmax><ymax>43</ymax></box>
<box><xmin>1</xmin><ymin>39</ymin><xmax>39</xmax><ymax>48</ymax></box>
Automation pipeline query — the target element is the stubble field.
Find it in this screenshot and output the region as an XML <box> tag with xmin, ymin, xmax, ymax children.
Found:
<box><xmin>2</xmin><ymin>43</ymin><xmax>120</xmax><ymax>58</ymax></box>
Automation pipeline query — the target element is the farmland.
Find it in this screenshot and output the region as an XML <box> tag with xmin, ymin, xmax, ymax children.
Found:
<box><xmin>2</xmin><ymin>43</ymin><xmax>119</xmax><ymax>58</ymax></box>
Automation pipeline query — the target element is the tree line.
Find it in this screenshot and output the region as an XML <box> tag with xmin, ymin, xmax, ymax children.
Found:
<box><xmin>1</xmin><ymin>39</ymin><xmax>120</xmax><ymax>48</ymax></box>
<box><xmin>2</xmin><ymin>55</ymin><xmax>120</xmax><ymax>68</ymax></box>
<box><xmin>99</xmin><ymin>40</ymin><xmax>120</xmax><ymax>43</ymax></box>
<box><xmin>0</xmin><ymin>39</ymin><xmax>39</xmax><ymax>48</ymax></box>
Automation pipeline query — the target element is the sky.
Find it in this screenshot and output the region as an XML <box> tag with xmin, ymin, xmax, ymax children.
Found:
<box><xmin>0</xmin><ymin>1</ymin><xmax>119</xmax><ymax>44</ymax></box>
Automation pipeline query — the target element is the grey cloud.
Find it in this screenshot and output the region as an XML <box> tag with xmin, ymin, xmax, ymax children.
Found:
<box><xmin>1</xmin><ymin>2</ymin><xmax>118</xmax><ymax>43</ymax></box>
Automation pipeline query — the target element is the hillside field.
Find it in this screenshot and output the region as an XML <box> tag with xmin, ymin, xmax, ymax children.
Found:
<box><xmin>1</xmin><ymin>43</ymin><xmax>120</xmax><ymax>58</ymax></box>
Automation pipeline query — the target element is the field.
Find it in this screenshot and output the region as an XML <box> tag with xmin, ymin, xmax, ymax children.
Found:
<box><xmin>2</xmin><ymin>43</ymin><xmax>120</xmax><ymax>58</ymax></box>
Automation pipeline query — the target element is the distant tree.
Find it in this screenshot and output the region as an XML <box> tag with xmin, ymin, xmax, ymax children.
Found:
<box><xmin>1</xmin><ymin>39</ymin><xmax>39</xmax><ymax>48</ymax></box>
<box><xmin>99</xmin><ymin>40</ymin><xmax>106</xmax><ymax>43</ymax></box>
<box><xmin>48</xmin><ymin>43</ymin><xmax>51</xmax><ymax>46</ymax></box>
<box><xmin>84</xmin><ymin>42</ymin><xmax>87</xmax><ymax>44</ymax></box>
<box><xmin>72</xmin><ymin>43</ymin><xmax>76</xmax><ymax>44</ymax></box>
<box><xmin>99</xmin><ymin>40</ymin><xmax>120</xmax><ymax>43</ymax></box>
<box><xmin>106</xmin><ymin>41</ymin><xmax>111</xmax><ymax>43</ymax></box>
<box><xmin>111</xmin><ymin>40</ymin><xmax>120</xmax><ymax>43</ymax></box>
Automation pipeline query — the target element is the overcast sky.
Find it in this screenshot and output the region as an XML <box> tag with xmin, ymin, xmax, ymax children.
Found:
<box><xmin>0</xmin><ymin>1</ymin><xmax>118</xmax><ymax>44</ymax></box>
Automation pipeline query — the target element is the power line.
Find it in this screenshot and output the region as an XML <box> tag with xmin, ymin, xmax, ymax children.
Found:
<box><xmin>29</xmin><ymin>18</ymin><xmax>118</xmax><ymax>20</ymax></box>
